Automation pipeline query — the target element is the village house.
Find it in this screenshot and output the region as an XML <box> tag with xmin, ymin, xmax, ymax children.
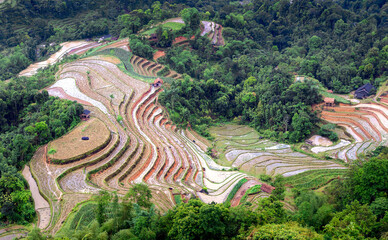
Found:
<box><xmin>324</xmin><ymin>97</ymin><xmax>335</xmax><ymax>107</ymax></box>
<box><xmin>152</xmin><ymin>78</ymin><xmax>163</xmax><ymax>88</ymax></box>
<box><xmin>80</xmin><ymin>109</ymin><xmax>91</xmax><ymax>120</ymax></box>
<box><xmin>355</xmin><ymin>83</ymin><xmax>375</xmax><ymax>99</ymax></box>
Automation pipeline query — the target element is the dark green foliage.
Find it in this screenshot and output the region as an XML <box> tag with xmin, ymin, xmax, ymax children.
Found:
<box><xmin>225</xmin><ymin>178</ymin><xmax>248</xmax><ymax>203</ymax></box>
<box><xmin>252</xmin><ymin>222</ymin><xmax>323</xmax><ymax>240</ymax></box>
<box><xmin>0</xmin><ymin>63</ymin><xmax>82</xmax><ymax>225</ymax></box>
<box><xmin>329</xmin><ymin>154</ymin><xmax>388</xmax><ymax>208</ymax></box>
<box><xmin>0</xmin><ymin>45</ymin><xmax>31</xmax><ymax>80</ymax></box>
<box><xmin>0</xmin><ymin>174</ymin><xmax>35</xmax><ymax>224</ymax></box>
<box><xmin>272</xmin><ymin>175</ymin><xmax>285</xmax><ymax>201</ymax></box>
<box><xmin>324</xmin><ymin>200</ymin><xmax>380</xmax><ymax>239</ymax></box>
<box><xmin>255</xmin><ymin>197</ymin><xmax>287</xmax><ymax>225</ymax></box>
<box><xmin>129</xmin><ymin>38</ymin><xmax>155</xmax><ymax>60</ymax></box>
<box><xmin>318</xmin><ymin>124</ymin><xmax>339</xmax><ymax>142</ymax></box>
<box><xmin>125</xmin><ymin>183</ymin><xmax>153</xmax><ymax>209</ymax></box>
<box><xmin>293</xmin><ymin>191</ymin><xmax>333</xmax><ymax>230</ymax></box>
<box><xmin>352</xmin><ymin>157</ymin><xmax>388</xmax><ymax>204</ymax></box>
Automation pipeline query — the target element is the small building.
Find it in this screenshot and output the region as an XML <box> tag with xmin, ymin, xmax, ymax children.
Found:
<box><xmin>80</xmin><ymin>109</ymin><xmax>91</xmax><ymax>120</ymax></box>
<box><xmin>327</xmin><ymin>90</ymin><xmax>333</xmax><ymax>93</ymax></box>
<box><xmin>148</xmin><ymin>33</ymin><xmax>158</xmax><ymax>42</ymax></box>
<box><xmin>98</xmin><ymin>34</ymin><xmax>112</xmax><ymax>43</ymax></box>
<box><xmin>152</xmin><ymin>78</ymin><xmax>163</xmax><ymax>88</ymax></box>
<box><xmin>355</xmin><ymin>83</ymin><xmax>375</xmax><ymax>99</ymax></box>
<box><xmin>324</xmin><ymin>97</ymin><xmax>335</xmax><ymax>107</ymax></box>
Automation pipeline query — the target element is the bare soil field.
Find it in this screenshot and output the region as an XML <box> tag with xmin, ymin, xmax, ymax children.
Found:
<box><xmin>48</xmin><ymin>118</ymin><xmax>110</xmax><ymax>162</ymax></box>
<box><xmin>308</xmin><ymin>135</ymin><xmax>333</xmax><ymax>146</ymax></box>
<box><xmin>153</xmin><ymin>50</ymin><xmax>166</xmax><ymax>61</ymax></box>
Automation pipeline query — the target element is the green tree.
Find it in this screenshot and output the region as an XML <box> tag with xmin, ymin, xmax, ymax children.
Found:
<box><xmin>126</xmin><ymin>183</ymin><xmax>152</xmax><ymax>208</ymax></box>
<box><xmin>352</xmin><ymin>157</ymin><xmax>388</xmax><ymax>204</ymax></box>
<box><xmin>324</xmin><ymin>200</ymin><xmax>379</xmax><ymax>239</ymax></box>
<box><xmin>167</xmin><ymin>200</ymin><xmax>230</xmax><ymax>240</ymax></box>
<box><xmin>180</xmin><ymin>8</ymin><xmax>200</xmax><ymax>31</ymax></box>
<box><xmin>252</xmin><ymin>222</ymin><xmax>323</xmax><ymax>240</ymax></box>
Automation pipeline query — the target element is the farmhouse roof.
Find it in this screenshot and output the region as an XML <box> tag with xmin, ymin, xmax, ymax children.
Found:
<box><xmin>83</xmin><ymin>109</ymin><xmax>91</xmax><ymax>115</ymax></box>
<box><xmin>355</xmin><ymin>83</ymin><xmax>375</xmax><ymax>99</ymax></box>
<box><xmin>154</xmin><ymin>78</ymin><xmax>163</xmax><ymax>84</ymax></box>
<box><xmin>324</xmin><ymin>97</ymin><xmax>335</xmax><ymax>104</ymax></box>
<box><xmin>356</xmin><ymin>83</ymin><xmax>375</xmax><ymax>93</ymax></box>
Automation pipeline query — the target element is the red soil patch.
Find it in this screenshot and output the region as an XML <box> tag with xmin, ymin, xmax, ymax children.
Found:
<box><xmin>164</xmin><ymin>157</ymin><xmax>178</xmax><ymax>181</ymax></box>
<box><xmin>144</xmin><ymin>148</ymin><xmax>161</xmax><ymax>182</ymax></box>
<box><xmin>153</xmin><ymin>50</ymin><xmax>166</xmax><ymax>61</ymax></box>
<box><xmin>173</xmin><ymin>36</ymin><xmax>188</xmax><ymax>45</ymax></box>
<box><xmin>381</xmin><ymin>98</ymin><xmax>388</xmax><ymax>104</ymax></box>
<box><xmin>230</xmin><ymin>179</ymin><xmax>257</xmax><ymax>207</ymax></box>
<box><xmin>128</xmin><ymin>146</ymin><xmax>154</xmax><ymax>182</ymax></box>
<box><xmin>160</xmin><ymin>118</ymin><xmax>167</xmax><ymax>126</ymax></box>
<box><xmin>230</xmin><ymin>180</ymin><xmax>275</xmax><ymax>207</ymax></box>
<box><xmin>173</xmin><ymin>167</ymin><xmax>184</xmax><ymax>181</ymax></box>
<box><xmin>216</xmin><ymin>25</ymin><xmax>225</xmax><ymax>46</ymax></box>
<box><xmin>47</xmin><ymin>87</ymin><xmax>92</xmax><ymax>106</ymax></box>
<box><xmin>156</xmin><ymin>151</ymin><xmax>167</xmax><ymax>180</ymax></box>
<box><xmin>184</xmin><ymin>165</ymin><xmax>193</xmax><ymax>182</ymax></box>
<box><xmin>153</xmin><ymin>113</ymin><xmax>163</xmax><ymax>125</ymax></box>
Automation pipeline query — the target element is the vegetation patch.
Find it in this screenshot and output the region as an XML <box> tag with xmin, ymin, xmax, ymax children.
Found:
<box><xmin>283</xmin><ymin>169</ymin><xmax>348</xmax><ymax>190</ymax></box>
<box><xmin>225</xmin><ymin>178</ymin><xmax>247</xmax><ymax>203</ymax></box>
<box><xmin>174</xmin><ymin>195</ymin><xmax>182</xmax><ymax>205</ymax></box>
<box><xmin>142</xmin><ymin>22</ymin><xmax>185</xmax><ymax>35</ymax></box>
<box><xmin>58</xmin><ymin>202</ymin><xmax>97</xmax><ymax>233</ymax></box>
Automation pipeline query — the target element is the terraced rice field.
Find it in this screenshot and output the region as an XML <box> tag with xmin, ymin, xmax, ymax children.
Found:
<box><xmin>20</xmin><ymin>42</ymin><xmax>251</xmax><ymax>234</ymax></box>
<box><xmin>319</xmin><ymin>102</ymin><xmax>388</xmax><ymax>161</ymax></box>
<box><xmin>19</xmin><ymin>39</ymin><xmax>381</xmax><ymax>235</ymax></box>
<box><xmin>130</xmin><ymin>55</ymin><xmax>181</xmax><ymax>79</ymax></box>
<box><xmin>210</xmin><ymin>124</ymin><xmax>346</xmax><ymax>177</ymax></box>
<box><xmin>19</xmin><ymin>41</ymin><xmax>102</xmax><ymax>77</ymax></box>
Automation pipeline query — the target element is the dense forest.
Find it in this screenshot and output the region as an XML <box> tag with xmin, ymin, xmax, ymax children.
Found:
<box><xmin>0</xmin><ymin>61</ymin><xmax>84</xmax><ymax>224</ymax></box>
<box><xmin>0</xmin><ymin>0</ymin><xmax>387</xmax><ymax>238</ymax></box>
<box><xmin>24</xmin><ymin>148</ymin><xmax>388</xmax><ymax>239</ymax></box>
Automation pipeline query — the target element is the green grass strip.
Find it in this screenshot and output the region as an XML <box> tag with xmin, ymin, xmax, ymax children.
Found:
<box><xmin>225</xmin><ymin>178</ymin><xmax>248</xmax><ymax>204</ymax></box>
<box><xmin>284</xmin><ymin>169</ymin><xmax>348</xmax><ymax>190</ymax></box>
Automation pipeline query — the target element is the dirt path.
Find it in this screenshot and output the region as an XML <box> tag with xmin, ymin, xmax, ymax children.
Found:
<box><xmin>230</xmin><ymin>179</ymin><xmax>260</xmax><ymax>207</ymax></box>
<box><xmin>153</xmin><ymin>50</ymin><xmax>166</xmax><ymax>61</ymax></box>
<box><xmin>19</xmin><ymin>41</ymin><xmax>91</xmax><ymax>77</ymax></box>
<box><xmin>22</xmin><ymin>166</ymin><xmax>51</xmax><ymax>229</ymax></box>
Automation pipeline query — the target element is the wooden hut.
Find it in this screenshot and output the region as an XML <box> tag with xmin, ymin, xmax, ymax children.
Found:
<box><xmin>324</xmin><ymin>97</ymin><xmax>335</xmax><ymax>107</ymax></box>
<box><xmin>80</xmin><ymin>109</ymin><xmax>91</xmax><ymax>120</ymax></box>
<box><xmin>152</xmin><ymin>78</ymin><xmax>163</xmax><ymax>88</ymax></box>
<box><xmin>355</xmin><ymin>83</ymin><xmax>375</xmax><ymax>99</ymax></box>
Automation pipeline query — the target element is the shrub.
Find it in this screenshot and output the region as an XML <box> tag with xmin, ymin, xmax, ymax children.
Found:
<box><xmin>48</xmin><ymin>148</ymin><xmax>57</xmax><ymax>154</ymax></box>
